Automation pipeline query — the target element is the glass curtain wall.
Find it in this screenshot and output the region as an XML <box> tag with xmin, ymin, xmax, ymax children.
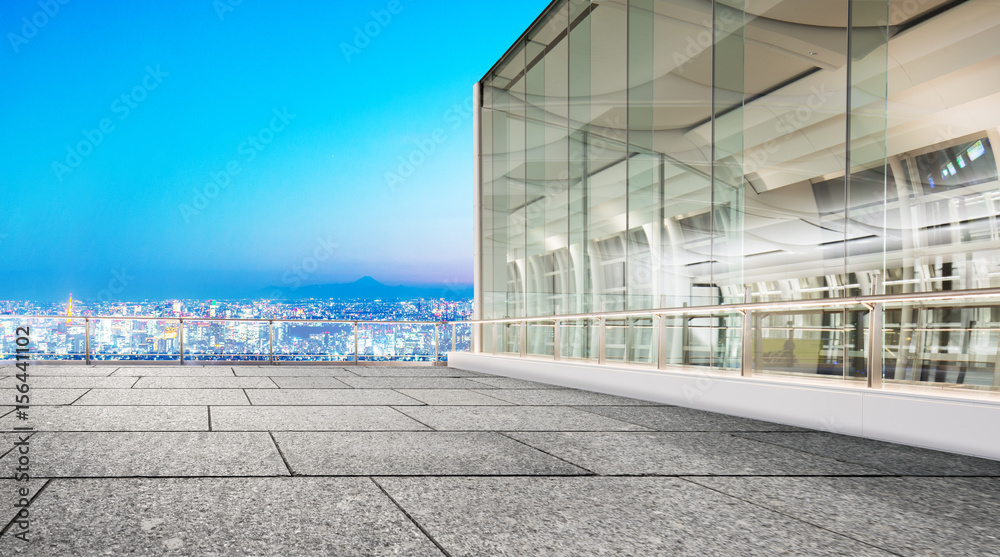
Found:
<box><xmin>479</xmin><ymin>0</ymin><xmax>1000</xmax><ymax>389</ymax></box>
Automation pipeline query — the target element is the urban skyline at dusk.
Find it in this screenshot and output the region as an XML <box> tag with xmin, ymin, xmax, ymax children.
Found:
<box><xmin>0</xmin><ymin>0</ymin><xmax>550</xmax><ymax>302</ymax></box>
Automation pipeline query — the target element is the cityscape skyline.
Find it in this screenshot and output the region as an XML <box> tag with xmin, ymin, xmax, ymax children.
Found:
<box><xmin>0</xmin><ymin>0</ymin><xmax>550</xmax><ymax>302</ymax></box>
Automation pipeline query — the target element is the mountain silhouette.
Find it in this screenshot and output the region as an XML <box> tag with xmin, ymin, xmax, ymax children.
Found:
<box><xmin>261</xmin><ymin>276</ymin><xmax>472</xmax><ymax>301</ymax></box>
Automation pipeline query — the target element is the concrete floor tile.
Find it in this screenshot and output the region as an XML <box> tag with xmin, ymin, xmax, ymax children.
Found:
<box><xmin>0</xmin><ymin>478</ymin><xmax>45</xmax><ymax>537</ymax></box>
<box><xmin>350</xmin><ymin>367</ymin><xmax>484</xmax><ymax>377</ymax></box>
<box><xmin>3</xmin><ymin>366</ymin><xmax>115</xmax><ymax>376</ymax></box>
<box><xmin>133</xmin><ymin>377</ymin><xmax>276</xmax><ymax>389</ymax></box>
<box><xmin>111</xmin><ymin>366</ymin><xmax>235</xmax><ymax>377</ymax></box>
<box><xmin>0</xmin><ymin>432</ymin><xmax>287</xmax><ymax>477</ymax></box>
<box><xmin>340</xmin><ymin>377</ymin><xmax>493</xmax><ymax>389</ymax></box>
<box><xmin>691</xmin><ymin>477</ymin><xmax>1000</xmax><ymax>556</ymax></box>
<box><xmin>17</xmin><ymin>389</ymin><xmax>88</xmax><ymax>406</ymax></box>
<box><xmin>0</xmin><ymin>406</ymin><xmax>207</xmax><ymax>432</ymax></box>
<box><xmin>21</xmin><ymin>376</ymin><xmax>138</xmax><ymax>389</ymax></box>
<box><xmin>394</xmin><ymin>389</ymin><xmax>513</xmax><ymax>406</ymax></box>
<box><xmin>506</xmin><ymin>432</ymin><xmax>885</xmax><ymax>476</ymax></box>
<box><xmin>465</xmin><ymin>376</ymin><xmax>565</xmax><ymax>389</ymax></box>
<box><xmin>74</xmin><ymin>389</ymin><xmax>249</xmax><ymax>406</ymax></box>
<box><xmin>376</xmin><ymin>477</ymin><xmax>894</xmax><ymax>556</ymax></box>
<box><xmin>0</xmin><ymin>478</ymin><xmax>442</xmax><ymax>555</ymax></box>
<box><xmin>394</xmin><ymin>406</ymin><xmax>649</xmax><ymax>431</ymax></box>
<box><xmin>480</xmin><ymin>389</ymin><xmax>660</xmax><ymax>406</ymax></box>
<box><xmin>735</xmin><ymin>432</ymin><xmax>1000</xmax><ymax>475</ymax></box>
<box><xmin>211</xmin><ymin>406</ymin><xmax>430</xmax><ymax>431</ymax></box>
<box><xmin>271</xmin><ymin>376</ymin><xmax>351</xmax><ymax>389</ymax></box>
<box><xmin>237</xmin><ymin>366</ymin><xmax>359</xmax><ymax>377</ymax></box>
<box><xmin>577</xmin><ymin>405</ymin><xmax>806</xmax><ymax>432</ymax></box>
<box><xmin>245</xmin><ymin>389</ymin><xmax>423</xmax><ymax>406</ymax></box>
<box><xmin>274</xmin><ymin>432</ymin><xmax>588</xmax><ymax>475</ymax></box>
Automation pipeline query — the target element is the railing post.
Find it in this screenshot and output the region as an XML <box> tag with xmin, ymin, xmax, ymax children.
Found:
<box><xmin>657</xmin><ymin>314</ymin><xmax>667</xmax><ymax>370</ymax></box>
<box><xmin>492</xmin><ymin>323</ymin><xmax>498</xmax><ymax>355</ymax></box>
<box><xmin>867</xmin><ymin>276</ymin><xmax>884</xmax><ymax>388</ymax></box>
<box><xmin>434</xmin><ymin>322</ymin><xmax>440</xmax><ymax>363</ymax></box>
<box><xmin>353</xmin><ymin>321</ymin><xmax>359</xmax><ymax>364</ymax></box>
<box><xmin>742</xmin><ymin>286</ymin><xmax>753</xmax><ymax>377</ymax></box>
<box><xmin>178</xmin><ymin>318</ymin><xmax>185</xmax><ymax>366</ymax></box>
<box><xmin>553</xmin><ymin>320</ymin><xmax>561</xmax><ymax>361</ymax></box>
<box><xmin>598</xmin><ymin>316</ymin><xmax>607</xmax><ymax>365</ymax></box>
<box><xmin>451</xmin><ymin>323</ymin><xmax>457</xmax><ymax>353</ymax></box>
<box><xmin>269</xmin><ymin>320</ymin><xmax>275</xmax><ymax>366</ymax></box>
<box><xmin>519</xmin><ymin>321</ymin><xmax>527</xmax><ymax>358</ymax></box>
<box><xmin>85</xmin><ymin>317</ymin><xmax>91</xmax><ymax>366</ymax></box>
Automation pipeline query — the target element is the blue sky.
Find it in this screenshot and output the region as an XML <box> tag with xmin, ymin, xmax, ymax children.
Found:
<box><xmin>0</xmin><ymin>0</ymin><xmax>548</xmax><ymax>301</ymax></box>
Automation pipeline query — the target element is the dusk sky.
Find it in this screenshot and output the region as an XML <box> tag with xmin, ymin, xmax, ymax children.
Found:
<box><xmin>0</xmin><ymin>0</ymin><xmax>549</xmax><ymax>301</ymax></box>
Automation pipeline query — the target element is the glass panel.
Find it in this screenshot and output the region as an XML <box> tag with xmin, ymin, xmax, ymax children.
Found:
<box><xmin>358</xmin><ymin>323</ymin><xmax>437</xmax><ymax>362</ymax></box>
<box><xmin>501</xmin><ymin>322</ymin><xmax>521</xmax><ymax>354</ymax></box>
<box><xmin>651</xmin><ymin>0</ymin><xmax>714</xmax><ymax>308</ymax></box>
<box><xmin>714</xmin><ymin>312</ymin><xmax>743</xmax><ymax>370</ymax></box>
<box><xmin>605</xmin><ymin>317</ymin><xmax>628</xmax><ymax>363</ymax></box>
<box><xmin>712</xmin><ymin>0</ymin><xmax>746</xmax><ymax>305</ymax></box>
<box><xmin>568</xmin><ymin>0</ymin><xmax>592</xmax><ymax>316</ymax></box>
<box><xmin>885</xmin><ymin>302</ymin><xmax>1000</xmax><ymax>391</ymax></box>
<box><xmin>272</xmin><ymin>322</ymin><xmax>354</xmax><ymax>363</ymax></box>
<box><xmin>739</xmin><ymin>1</ymin><xmax>851</xmax><ymax>304</ymax></box>
<box><xmin>184</xmin><ymin>320</ymin><xmax>269</xmax><ymax>362</ymax></box>
<box><xmin>588</xmin><ymin>0</ymin><xmax>628</xmax><ymax>313</ymax></box>
<box><xmin>453</xmin><ymin>322</ymin><xmax>473</xmax><ymax>353</ymax></box>
<box><xmin>626</xmin><ymin>316</ymin><xmax>656</xmax><ymax>364</ymax></box>
<box><xmin>627</xmin><ymin>0</ymin><xmax>656</xmax><ymax>312</ymax></box>
<box><xmin>751</xmin><ymin>309</ymin><xmax>866</xmax><ymax>380</ymax></box>
<box><xmin>0</xmin><ymin>317</ymin><xmax>89</xmax><ymax>361</ymax></box>
<box><xmin>558</xmin><ymin>318</ymin><xmax>595</xmax><ymax>360</ymax></box>
<box><xmin>527</xmin><ymin>321</ymin><xmax>555</xmax><ymax>357</ymax></box>
<box><xmin>89</xmin><ymin>319</ymin><xmax>181</xmax><ymax>362</ymax></box>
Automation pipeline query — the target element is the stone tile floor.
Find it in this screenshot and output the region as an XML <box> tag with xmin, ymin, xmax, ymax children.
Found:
<box><xmin>0</xmin><ymin>364</ymin><xmax>997</xmax><ymax>555</ymax></box>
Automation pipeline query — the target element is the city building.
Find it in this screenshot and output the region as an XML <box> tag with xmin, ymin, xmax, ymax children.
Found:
<box><xmin>459</xmin><ymin>0</ymin><xmax>1000</xmax><ymax>459</ymax></box>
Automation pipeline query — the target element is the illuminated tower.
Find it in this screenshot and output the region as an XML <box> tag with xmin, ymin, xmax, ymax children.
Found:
<box><xmin>67</xmin><ymin>293</ymin><xmax>74</xmax><ymax>324</ymax></box>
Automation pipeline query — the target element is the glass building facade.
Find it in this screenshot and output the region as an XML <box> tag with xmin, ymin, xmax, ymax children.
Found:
<box><xmin>475</xmin><ymin>0</ymin><xmax>1000</xmax><ymax>389</ymax></box>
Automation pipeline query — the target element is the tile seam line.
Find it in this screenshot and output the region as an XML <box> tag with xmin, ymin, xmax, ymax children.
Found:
<box><xmin>33</xmin><ymin>473</ymin><xmax>995</xmax><ymax>480</ymax></box>
<box><xmin>370</xmin><ymin>477</ymin><xmax>453</xmax><ymax>557</ymax></box>
<box><xmin>728</xmin><ymin>432</ymin><xmax>900</xmax><ymax>475</ymax></box>
<box><xmin>679</xmin><ymin>476</ymin><xmax>905</xmax><ymax>556</ymax></box>
<box><xmin>466</xmin><ymin>389</ymin><xmax>522</xmax><ymax>404</ymax></box>
<box><xmin>388</xmin><ymin>406</ymin><xmax>438</xmax><ymax>431</ymax></box>
<box><xmin>268</xmin><ymin>431</ymin><xmax>295</xmax><ymax>476</ymax></box>
<box><xmin>389</xmin><ymin>388</ymin><xmax>429</xmax><ymax>406</ymax></box>
<box><xmin>496</xmin><ymin>431</ymin><xmax>597</xmax><ymax>475</ymax></box>
<box><xmin>0</xmin><ymin>478</ymin><xmax>51</xmax><ymax>540</ymax></box>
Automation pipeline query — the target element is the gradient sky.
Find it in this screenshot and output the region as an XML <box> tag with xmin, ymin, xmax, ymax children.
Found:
<box><xmin>0</xmin><ymin>0</ymin><xmax>549</xmax><ymax>301</ymax></box>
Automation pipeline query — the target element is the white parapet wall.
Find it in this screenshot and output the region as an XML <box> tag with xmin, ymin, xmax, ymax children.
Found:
<box><xmin>449</xmin><ymin>352</ymin><xmax>1000</xmax><ymax>461</ymax></box>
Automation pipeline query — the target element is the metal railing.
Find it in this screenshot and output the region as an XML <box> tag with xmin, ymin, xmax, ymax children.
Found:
<box><xmin>0</xmin><ymin>316</ymin><xmax>472</xmax><ymax>365</ymax></box>
<box><xmin>467</xmin><ymin>286</ymin><xmax>1000</xmax><ymax>391</ymax></box>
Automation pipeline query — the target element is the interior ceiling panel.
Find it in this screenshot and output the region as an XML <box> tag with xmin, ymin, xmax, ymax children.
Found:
<box><xmin>742</xmin><ymin>0</ymin><xmax>955</xmax><ymax>28</ymax></box>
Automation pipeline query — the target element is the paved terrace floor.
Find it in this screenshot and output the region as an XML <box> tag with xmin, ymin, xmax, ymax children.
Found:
<box><xmin>0</xmin><ymin>364</ymin><xmax>998</xmax><ymax>555</ymax></box>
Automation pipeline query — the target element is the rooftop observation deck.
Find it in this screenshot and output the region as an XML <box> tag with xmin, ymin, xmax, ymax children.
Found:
<box><xmin>0</xmin><ymin>362</ymin><xmax>998</xmax><ymax>555</ymax></box>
